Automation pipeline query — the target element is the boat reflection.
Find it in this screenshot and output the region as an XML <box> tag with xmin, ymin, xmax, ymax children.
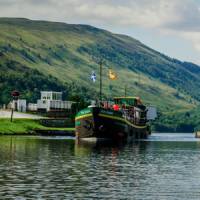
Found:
<box><xmin>74</xmin><ymin>138</ymin><xmax>149</xmax><ymax>157</ymax></box>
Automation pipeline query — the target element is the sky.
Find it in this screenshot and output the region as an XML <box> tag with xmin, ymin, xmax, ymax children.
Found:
<box><xmin>0</xmin><ymin>0</ymin><xmax>200</xmax><ymax>64</ymax></box>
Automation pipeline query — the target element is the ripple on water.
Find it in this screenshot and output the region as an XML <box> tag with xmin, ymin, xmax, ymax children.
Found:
<box><xmin>0</xmin><ymin>134</ymin><xmax>200</xmax><ymax>199</ymax></box>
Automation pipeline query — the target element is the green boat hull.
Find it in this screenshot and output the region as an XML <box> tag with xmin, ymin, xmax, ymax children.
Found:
<box><xmin>75</xmin><ymin>107</ymin><xmax>149</xmax><ymax>141</ymax></box>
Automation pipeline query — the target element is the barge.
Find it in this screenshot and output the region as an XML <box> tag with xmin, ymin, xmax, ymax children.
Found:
<box><xmin>75</xmin><ymin>97</ymin><xmax>150</xmax><ymax>141</ymax></box>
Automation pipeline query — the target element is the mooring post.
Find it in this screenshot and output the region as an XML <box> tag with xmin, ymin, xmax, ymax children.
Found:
<box><xmin>10</xmin><ymin>106</ymin><xmax>14</xmax><ymax>122</ymax></box>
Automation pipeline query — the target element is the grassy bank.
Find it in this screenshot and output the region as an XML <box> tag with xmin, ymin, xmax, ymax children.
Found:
<box><xmin>0</xmin><ymin>118</ymin><xmax>75</xmax><ymax>135</ymax></box>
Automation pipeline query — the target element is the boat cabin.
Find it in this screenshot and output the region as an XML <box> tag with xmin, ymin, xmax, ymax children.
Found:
<box><xmin>113</xmin><ymin>96</ymin><xmax>142</xmax><ymax>107</ymax></box>
<box><xmin>100</xmin><ymin>97</ymin><xmax>145</xmax><ymax>112</ymax></box>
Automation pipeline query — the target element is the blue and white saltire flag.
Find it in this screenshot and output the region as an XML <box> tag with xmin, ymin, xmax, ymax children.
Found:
<box><xmin>90</xmin><ymin>71</ymin><xmax>96</xmax><ymax>82</ymax></box>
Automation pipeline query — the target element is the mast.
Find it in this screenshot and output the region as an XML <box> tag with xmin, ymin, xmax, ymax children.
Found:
<box><xmin>92</xmin><ymin>56</ymin><xmax>104</xmax><ymax>104</ymax></box>
<box><xmin>99</xmin><ymin>59</ymin><xmax>103</xmax><ymax>102</ymax></box>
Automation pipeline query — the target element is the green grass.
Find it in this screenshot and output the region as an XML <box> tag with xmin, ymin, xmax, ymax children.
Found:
<box><xmin>0</xmin><ymin>118</ymin><xmax>75</xmax><ymax>135</ymax></box>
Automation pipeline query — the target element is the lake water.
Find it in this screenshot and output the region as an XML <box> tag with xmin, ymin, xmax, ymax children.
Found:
<box><xmin>0</xmin><ymin>133</ymin><xmax>200</xmax><ymax>199</ymax></box>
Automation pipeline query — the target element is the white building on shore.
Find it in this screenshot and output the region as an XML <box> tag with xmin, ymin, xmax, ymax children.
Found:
<box><xmin>37</xmin><ymin>91</ymin><xmax>74</xmax><ymax>112</ymax></box>
<box><xmin>28</xmin><ymin>103</ymin><xmax>38</xmax><ymax>112</ymax></box>
<box><xmin>11</xmin><ymin>99</ymin><xmax>27</xmax><ymax>112</ymax></box>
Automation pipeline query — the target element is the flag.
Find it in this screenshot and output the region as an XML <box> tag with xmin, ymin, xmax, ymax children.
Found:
<box><xmin>108</xmin><ymin>69</ymin><xmax>117</xmax><ymax>80</ymax></box>
<box><xmin>90</xmin><ymin>71</ymin><xmax>96</xmax><ymax>82</ymax></box>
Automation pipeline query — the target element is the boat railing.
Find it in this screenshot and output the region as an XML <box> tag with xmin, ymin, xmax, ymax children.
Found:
<box><xmin>100</xmin><ymin>101</ymin><xmax>115</xmax><ymax>109</ymax></box>
<box><xmin>100</xmin><ymin>102</ymin><xmax>147</xmax><ymax>125</ymax></box>
<box><xmin>122</xmin><ymin>108</ymin><xmax>147</xmax><ymax>126</ymax></box>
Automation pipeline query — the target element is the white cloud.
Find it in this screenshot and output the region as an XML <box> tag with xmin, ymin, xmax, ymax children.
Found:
<box><xmin>0</xmin><ymin>0</ymin><xmax>198</xmax><ymax>29</ymax></box>
<box><xmin>0</xmin><ymin>0</ymin><xmax>200</xmax><ymax>59</ymax></box>
<box><xmin>182</xmin><ymin>32</ymin><xmax>200</xmax><ymax>52</ymax></box>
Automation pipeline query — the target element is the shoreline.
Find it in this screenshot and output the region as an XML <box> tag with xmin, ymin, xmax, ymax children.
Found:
<box><xmin>0</xmin><ymin>118</ymin><xmax>75</xmax><ymax>136</ymax></box>
<box><xmin>0</xmin><ymin>130</ymin><xmax>75</xmax><ymax>136</ymax></box>
<box><xmin>0</xmin><ymin>118</ymin><xmax>194</xmax><ymax>136</ymax></box>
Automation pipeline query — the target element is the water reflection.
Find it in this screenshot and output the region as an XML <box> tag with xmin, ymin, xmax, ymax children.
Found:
<box><xmin>0</xmin><ymin>134</ymin><xmax>200</xmax><ymax>199</ymax></box>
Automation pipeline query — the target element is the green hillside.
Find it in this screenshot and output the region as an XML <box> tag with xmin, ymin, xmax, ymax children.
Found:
<box><xmin>1</xmin><ymin>18</ymin><xmax>200</xmax><ymax>131</ymax></box>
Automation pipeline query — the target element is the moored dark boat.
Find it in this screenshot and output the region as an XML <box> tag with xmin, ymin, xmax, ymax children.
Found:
<box><xmin>75</xmin><ymin>97</ymin><xmax>150</xmax><ymax>141</ymax></box>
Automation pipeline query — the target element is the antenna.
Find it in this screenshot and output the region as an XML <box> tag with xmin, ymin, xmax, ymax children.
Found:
<box><xmin>124</xmin><ymin>84</ymin><xmax>127</xmax><ymax>97</ymax></box>
<box><xmin>138</xmin><ymin>72</ymin><xmax>141</xmax><ymax>86</ymax></box>
<box><xmin>99</xmin><ymin>59</ymin><xmax>103</xmax><ymax>102</ymax></box>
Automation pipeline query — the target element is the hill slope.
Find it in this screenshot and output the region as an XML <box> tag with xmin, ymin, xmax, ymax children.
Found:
<box><xmin>1</xmin><ymin>18</ymin><xmax>200</xmax><ymax>130</ymax></box>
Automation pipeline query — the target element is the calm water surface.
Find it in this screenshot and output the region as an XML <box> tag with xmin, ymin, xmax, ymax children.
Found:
<box><xmin>0</xmin><ymin>133</ymin><xmax>200</xmax><ymax>199</ymax></box>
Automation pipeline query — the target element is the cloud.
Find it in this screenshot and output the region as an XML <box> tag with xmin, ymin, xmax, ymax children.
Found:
<box><xmin>0</xmin><ymin>0</ymin><xmax>199</xmax><ymax>30</ymax></box>
<box><xmin>182</xmin><ymin>32</ymin><xmax>200</xmax><ymax>52</ymax></box>
<box><xmin>0</xmin><ymin>0</ymin><xmax>200</xmax><ymax>58</ymax></box>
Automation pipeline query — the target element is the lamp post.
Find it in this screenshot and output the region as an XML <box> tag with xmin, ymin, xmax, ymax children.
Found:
<box><xmin>11</xmin><ymin>90</ymin><xmax>20</xmax><ymax>122</ymax></box>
